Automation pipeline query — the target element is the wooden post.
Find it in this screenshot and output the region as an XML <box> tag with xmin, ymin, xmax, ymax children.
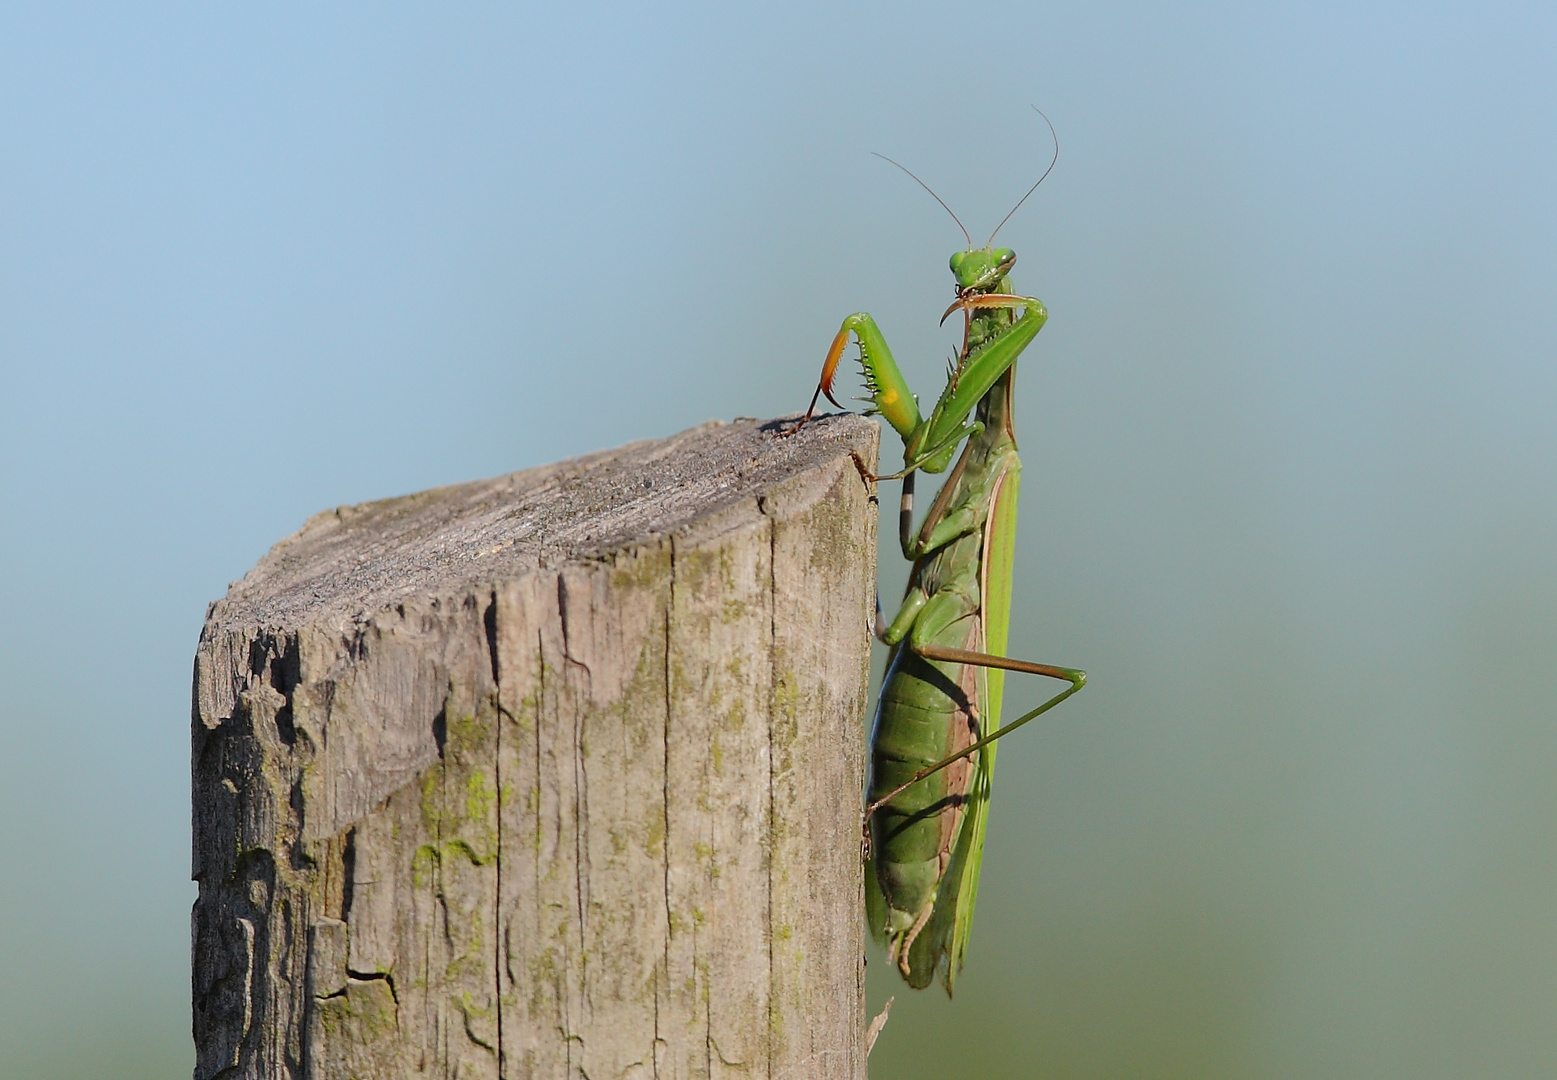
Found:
<box><xmin>191</xmin><ymin>415</ymin><xmax>879</xmax><ymax>1080</ymax></box>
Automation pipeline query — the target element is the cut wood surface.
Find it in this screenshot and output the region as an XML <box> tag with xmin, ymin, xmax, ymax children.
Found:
<box><xmin>191</xmin><ymin>414</ymin><xmax>879</xmax><ymax>1080</ymax></box>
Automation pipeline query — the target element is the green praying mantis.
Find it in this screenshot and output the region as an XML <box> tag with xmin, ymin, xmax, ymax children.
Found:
<box><xmin>789</xmin><ymin>114</ymin><xmax>1086</xmax><ymax>995</ymax></box>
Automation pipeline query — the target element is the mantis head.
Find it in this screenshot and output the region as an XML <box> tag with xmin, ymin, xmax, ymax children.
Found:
<box><xmin>949</xmin><ymin>248</ymin><xmax>1016</xmax><ymax>294</ymax></box>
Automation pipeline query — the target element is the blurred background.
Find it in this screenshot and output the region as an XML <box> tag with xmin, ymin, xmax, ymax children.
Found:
<box><xmin>2</xmin><ymin>2</ymin><xmax>1555</xmax><ymax>1076</ymax></box>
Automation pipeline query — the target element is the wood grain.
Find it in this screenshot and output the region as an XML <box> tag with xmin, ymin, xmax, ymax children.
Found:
<box><xmin>192</xmin><ymin>415</ymin><xmax>878</xmax><ymax>1080</ymax></box>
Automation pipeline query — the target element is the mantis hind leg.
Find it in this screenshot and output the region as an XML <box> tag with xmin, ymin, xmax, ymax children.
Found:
<box><xmin>864</xmin><ymin>642</ymin><xmax>1085</xmax><ymax>822</ymax></box>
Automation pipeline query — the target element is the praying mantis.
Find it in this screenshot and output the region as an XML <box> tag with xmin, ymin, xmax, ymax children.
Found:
<box><xmin>789</xmin><ymin>114</ymin><xmax>1086</xmax><ymax>994</ymax></box>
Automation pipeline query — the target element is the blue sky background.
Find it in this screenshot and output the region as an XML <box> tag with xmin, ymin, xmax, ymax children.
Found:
<box><xmin>3</xmin><ymin>2</ymin><xmax>1556</xmax><ymax>1076</ymax></box>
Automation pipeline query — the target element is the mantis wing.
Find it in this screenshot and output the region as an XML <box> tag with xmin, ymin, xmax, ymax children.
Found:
<box><xmin>946</xmin><ymin>457</ymin><xmax>1021</xmax><ymax>992</ymax></box>
<box><xmin>901</xmin><ymin>460</ymin><xmax>1021</xmax><ymax>994</ymax></box>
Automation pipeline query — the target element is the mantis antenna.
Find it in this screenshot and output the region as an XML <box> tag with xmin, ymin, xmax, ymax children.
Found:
<box><xmin>986</xmin><ymin>106</ymin><xmax>1059</xmax><ymax>247</ymax></box>
<box><xmin>871</xmin><ymin>152</ymin><xmax>973</xmax><ymax>249</ymax></box>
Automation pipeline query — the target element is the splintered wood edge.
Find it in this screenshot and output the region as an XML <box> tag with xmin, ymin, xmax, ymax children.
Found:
<box><xmin>204</xmin><ymin>413</ymin><xmax>879</xmax><ymax>635</ymax></box>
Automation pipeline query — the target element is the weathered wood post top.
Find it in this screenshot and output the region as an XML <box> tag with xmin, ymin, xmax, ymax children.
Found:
<box><xmin>192</xmin><ymin>415</ymin><xmax>879</xmax><ymax>1080</ymax></box>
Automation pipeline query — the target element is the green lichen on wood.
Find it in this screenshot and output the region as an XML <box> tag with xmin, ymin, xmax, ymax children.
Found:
<box><xmin>608</xmin><ymin>545</ymin><xmax>670</xmax><ymax>593</ymax></box>
<box><xmin>314</xmin><ymin>977</ymin><xmax>398</xmax><ymax>1043</ymax></box>
<box><xmin>417</xmin><ymin>707</ymin><xmax>498</xmax><ymax>864</ymax></box>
